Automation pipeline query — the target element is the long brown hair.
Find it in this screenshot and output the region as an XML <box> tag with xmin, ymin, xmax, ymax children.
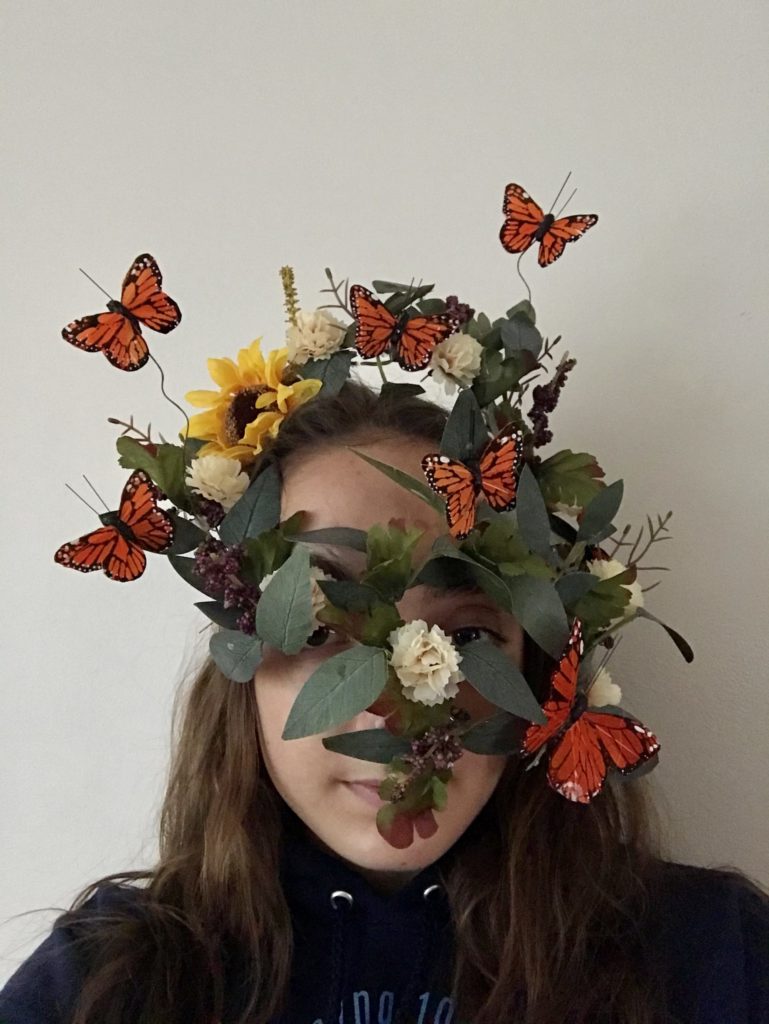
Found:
<box><xmin>20</xmin><ymin>381</ymin><xmax>766</xmax><ymax>1023</ymax></box>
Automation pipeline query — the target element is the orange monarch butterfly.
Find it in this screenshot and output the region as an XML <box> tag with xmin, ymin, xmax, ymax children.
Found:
<box><xmin>62</xmin><ymin>253</ymin><xmax>181</xmax><ymax>372</ymax></box>
<box><xmin>349</xmin><ymin>284</ymin><xmax>460</xmax><ymax>371</ymax></box>
<box><xmin>500</xmin><ymin>183</ymin><xmax>598</xmax><ymax>268</ymax></box>
<box><xmin>54</xmin><ymin>469</ymin><xmax>175</xmax><ymax>582</ymax></box>
<box><xmin>421</xmin><ymin>427</ymin><xmax>525</xmax><ymax>539</ymax></box>
<box><xmin>520</xmin><ymin>618</ymin><xmax>660</xmax><ymax>803</ymax></box>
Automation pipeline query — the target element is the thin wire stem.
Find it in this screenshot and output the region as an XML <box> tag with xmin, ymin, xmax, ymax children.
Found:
<box><xmin>78</xmin><ymin>268</ymin><xmax>114</xmax><ymax>302</ymax></box>
<box><xmin>516</xmin><ymin>253</ymin><xmax>532</xmax><ymax>303</ymax></box>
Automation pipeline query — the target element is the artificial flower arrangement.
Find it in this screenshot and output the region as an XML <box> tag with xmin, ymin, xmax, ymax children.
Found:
<box><xmin>55</xmin><ymin>181</ymin><xmax>693</xmax><ymax>849</ymax></box>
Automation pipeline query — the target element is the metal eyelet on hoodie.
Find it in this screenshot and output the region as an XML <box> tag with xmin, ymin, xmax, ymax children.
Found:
<box><xmin>330</xmin><ymin>889</ymin><xmax>354</xmax><ymax>910</ymax></box>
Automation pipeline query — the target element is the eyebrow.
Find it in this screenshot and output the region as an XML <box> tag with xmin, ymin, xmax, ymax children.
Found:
<box><xmin>308</xmin><ymin>549</ymin><xmax>487</xmax><ymax>601</ymax></box>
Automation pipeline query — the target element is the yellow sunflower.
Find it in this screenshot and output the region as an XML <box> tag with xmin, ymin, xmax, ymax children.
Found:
<box><xmin>184</xmin><ymin>338</ymin><xmax>322</xmax><ymax>462</ymax></box>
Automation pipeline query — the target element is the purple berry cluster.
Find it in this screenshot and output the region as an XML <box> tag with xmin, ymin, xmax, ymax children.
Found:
<box><xmin>389</xmin><ymin>721</ymin><xmax>468</xmax><ymax>801</ymax></box>
<box><xmin>444</xmin><ymin>295</ymin><xmax>475</xmax><ymax>327</ymax></box>
<box><xmin>193</xmin><ymin>537</ymin><xmax>259</xmax><ymax>635</ymax></box>
<box><xmin>528</xmin><ymin>355</ymin><xmax>577</xmax><ymax>448</ymax></box>
<box><xmin>194</xmin><ymin>496</ymin><xmax>226</xmax><ymax>529</ymax></box>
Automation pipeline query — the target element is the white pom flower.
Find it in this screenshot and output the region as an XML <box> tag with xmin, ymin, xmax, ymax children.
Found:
<box><xmin>285</xmin><ymin>308</ymin><xmax>346</xmax><ymax>365</ymax></box>
<box><xmin>387</xmin><ymin>619</ymin><xmax>465</xmax><ymax>707</ymax></box>
<box><xmin>185</xmin><ymin>454</ymin><xmax>249</xmax><ymax>511</ymax></box>
<box><xmin>585</xmin><ymin>557</ymin><xmax>644</xmax><ymax>622</ymax></box>
<box><xmin>586</xmin><ymin>667</ymin><xmax>622</xmax><ymax>707</ymax></box>
<box><xmin>429</xmin><ymin>332</ymin><xmax>483</xmax><ymax>394</ymax></box>
<box><xmin>258</xmin><ymin>565</ymin><xmax>333</xmax><ymax>630</ymax></box>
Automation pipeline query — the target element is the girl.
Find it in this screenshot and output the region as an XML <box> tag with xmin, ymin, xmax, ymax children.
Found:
<box><xmin>1</xmin><ymin>382</ymin><xmax>768</xmax><ymax>1024</ymax></box>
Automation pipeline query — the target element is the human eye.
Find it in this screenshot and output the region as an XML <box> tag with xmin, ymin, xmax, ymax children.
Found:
<box><xmin>450</xmin><ymin>625</ymin><xmax>505</xmax><ymax>648</ymax></box>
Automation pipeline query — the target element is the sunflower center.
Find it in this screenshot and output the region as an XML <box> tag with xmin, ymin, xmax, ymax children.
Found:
<box><xmin>224</xmin><ymin>386</ymin><xmax>275</xmax><ymax>445</ymax></box>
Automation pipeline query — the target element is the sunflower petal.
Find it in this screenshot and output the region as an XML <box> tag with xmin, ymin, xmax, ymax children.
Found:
<box><xmin>207</xmin><ymin>357</ymin><xmax>241</xmax><ymax>390</ymax></box>
<box><xmin>185</xmin><ymin>389</ymin><xmax>226</xmax><ymax>409</ymax></box>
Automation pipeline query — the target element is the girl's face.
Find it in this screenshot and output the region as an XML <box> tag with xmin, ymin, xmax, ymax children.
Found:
<box><xmin>253</xmin><ymin>438</ymin><xmax>524</xmax><ymax>891</ymax></box>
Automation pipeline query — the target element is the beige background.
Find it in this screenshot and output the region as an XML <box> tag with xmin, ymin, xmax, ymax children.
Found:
<box><xmin>2</xmin><ymin>0</ymin><xmax>768</xmax><ymax>983</ymax></box>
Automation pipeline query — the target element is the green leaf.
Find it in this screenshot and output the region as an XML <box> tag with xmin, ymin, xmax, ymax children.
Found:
<box><xmin>515</xmin><ymin>464</ymin><xmax>558</xmax><ymax>565</ymax></box>
<box><xmin>505</xmin><ymin>300</ymin><xmax>536</xmax><ymax>323</ymax></box>
<box><xmin>349</xmin><ymin>449</ymin><xmax>444</xmax><ymax>514</ymax></box>
<box><xmin>461</xmin><ymin>710</ymin><xmax>522</xmax><ymax>755</ymax></box>
<box><xmin>500</xmin><ymin>314</ymin><xmax>542</xmax><ymax>356</ymax></box>
<box><xmin>572</xmin><ymin>570</ymin><xmax>633</xmax><ymax>629</ymax></box>
<box><xmin>319</xmin><ymin>579</ymin><xmax>381</xmax><ymax>612</ymax></box>
<box><xmin>219</xmin><ymin>463</ymin><xmax>281</xmax><ymax>545</ymax></box>
<box><xmin>440</xmin><ymin>389</ymin><xmax>488</xmax><ymax>463</ymax></box>
<box><xmin>379</xmin><ymin>381</ymin><xmax>425</xmax><ymax>400</ymax></box>
<box><xmin>577</xmin><ymin>479</ymin><xmax>624</xmax><ymax>544</ymax></box>
<box><xmin>298</xmin><ymin>350</ymin><xmax>355</xmax><ymax>397</ymax></box>
<box><xmin>372</xmin><ymin>279</ymin><xmax>434</xmax><ymax>294</ymax></box>
<box><xmin>359</xmin><ymin>602</ymin><xmax>403</xmax><ymax>646</ymax></box>
<box><xmin>535</xmin><ymin>449</ymin><xmax>605</xmax><ymax>509</ymax></box>
<box><xmin>506</xmin><ymin>576</ymin><xmax>570</xmax><ymax>660</ymax></box>
<box><xmin>416</xmin><ymin>298</ymin><xmax>447</xmax><ymax>315</ymax></box>
<box><xmin>282</xmin><ymin>645</ymin><xmax>389</xmax><ymax>739</ymax></box>
<box><xmin>425</xmin><ymin>537</ymin><xmax>513</xmax><ymax>612</ymax></box>
<box><xmin>162</xmin><ymin>514</ymin><xmax>207</xmax><ymax>555</ymax></box>
<box><xmin>255</xmin><ymin>544</ymin><xmax>313</xmax><ymax>654</ymax></box>
<box><xmin>168</xmin><ymin>554</ymin><xmax>222</xmax><ymax>599</ymax></box>
<box><xmin>322</xmin><ymin>728</ymin><xmax>412</xmax><ymax>762</ymax></box>
<box><xmin>634</xmin><ymin>607</ymin><xmax>694</xmax><ymax>663</ymax></box>
<box><xmin>287</xmin><ymin>526</ymin><xmax>369</xmax><ymax>551</ymax></box>
<box><xmin>209</xmin><ymin>630</ymin><xmax>263</xmax><ymax>683</ymax></box>
<box><xmin>194</xmin><ymin>600</ymin><xmax>241</xmax><ymax>629</ymax></box>
<box><xmin>458</xmin><ymin>640</ymin><xmax>546</xmax><ymax>723</ymax></box>
<box><xmin>431</xmin><ymin>775</ymin><xmax>448</xmax><ymax>810</ymax></box>
<box><xmin>555</xmin><ymin>571</ymin><xmax>600</xmax><ymax>610</ymax></box>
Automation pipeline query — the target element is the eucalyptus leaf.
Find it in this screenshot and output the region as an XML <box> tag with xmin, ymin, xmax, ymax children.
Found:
<box><xmin>425</xmin><ymin>538</ymin><xmax>513</xmax><ymax>612</ymax></box>
<box><xmin>288</xmin><ymin>526</ymin><xmax>369</xmax><ymax>552</ymax></box>
<box><xmin>440</xmin><ymin>389</ymin><xmax>488</xmax><ymax>463</ymax></box>
<box><xmin>319</xmin><ymin>579</ymin><xmax>381</xmax><ymax>612</ymax></box>
<box><xmin>219</xmin><ymin>463</ymin><xmax>281</xmax><ymax>545</ymax></box>
<box><xmin>282</xmin><ymin>645</ymin><xmax>389</xmax><ymax>739</ymax></box>
<box><xmin>209</xmin><ymin>630</ymin><xmax>263</xmax><ymax>683</ymax></box>
<box><xmin>506</xmin><ymin>576</ymin><xmax>570</xmax><ymax>660</ymax></box>
<box><xmin>195</xmin><ymin>601</ymin><xmax>242</xmax><ymax>630</ymax></box>
<box><xmin>416</xmin><ymin>298</ymin><xmax>447</xmax><ymax>315</ymax></box>
<box><xmin>373</xmin><ymin>279</ymin><xmax>434</xmax><ymax>295</ymax></box>
<box><xmin>461</xmin><ymin>711</ymin><xmax>522</xmax><ymax>755</ymax></box>
<box><xmin>555</xmin><ymin>571</ymin><xmax>600</xmax><ymax>609</ymax></box>
<box><xmin>576</xmin><ymin>480</ymin><xmax>623</xmax><ymax>544</ymax></box>
<box><xmin>634</xmin><ymin>607</ymin><xmax>694</xmax><ymax>663</ymax></box>
<box><xmin>255</xmin><ymin>544</ymin><xmax>313</xmax><ymax>654</ymax></box>
<box><xmin>322</xmin><ymin>728</ymin><xmax>412</xmax><ymax>762</ymax></box>
<box><xmin>350</xmin><ymin>450</ymin><xmax>444</xmax><ymax>514</ymax></box>
<box><xmin>458</xmin><ymin>640</ymin><xmax>546</xmax><ymax>723</ymax></box>
<box><xmin>500</xmin><ymin>315</ymin><xmax>542</xmax><ymax>357</ymax></box>
<box><xmin>168</xmin><ymin>554</ymin><xmax>222</xmax><ymax>599</ymax></box>
<box><xmin>162</xmin><ymin>514</ymin><xmax>207</xmax><ymax>555</ymax></box>
<box><xmin>516</xmin><ymin>464</ymin><xmax>558</xmax><ymax>565</ymax></box>
<box><xmin>380</xmin><ymin>382</ymin><xmax>425</xmax><ymax>400</ymax></box>
<box><xmin>505</xmin><ymin>300</ymin><xmax>536</xmax><ymax>323</ymax></box>
<box><xmin>298</xmin><ymin>350</ymin><xmax>355</xmax><ymax>397</ymax></box>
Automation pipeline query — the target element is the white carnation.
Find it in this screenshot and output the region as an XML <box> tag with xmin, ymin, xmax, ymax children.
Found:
<box><xmin>259</xmin><ymin>565</ymin><xmax>333</xmax><ymax>630</ymax></box>
<box><xmin>429</xmin><ymin>332</ymin><xmax>483</xmax><ymax>394</ymax></box>
<box><xmin>285</xmin><ymin>308</ymin><xmax>346</xmax><ymax>365</ymax></box>
<box><xmin>387</xmin><ymin>619</ymin><xmax>464</xmax><ymax>707</ymax></box>
<box><xmin>185</xmin><ymin>454</ymin><xmax>249</xmax><ymax>511</ymax></box>
<box><xmin>586</xmin><ymin>666</ymin><xmax>622</xmax><ymax>707</ymax></box>
<box><xmin>586</xmin><ymin>556</ymin><xmax>644</xmax><ymax>623</ymax></box>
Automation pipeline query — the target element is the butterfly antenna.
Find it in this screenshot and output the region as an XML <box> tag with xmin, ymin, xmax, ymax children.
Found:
<box><xmin>78</xmin><ymin>268</ymin><xmax>115</xmax><ymax>303</ymax></box>
<box><xmin>65</xmin><ymin>482</ymin><xmax>102</xmax><ymax>518</ymax></box>
<box><xmin>554</xmin><ymin>187</ymin><xmax>578</xmax><ymax>220</ymax></box>
<box><xmin>82</xmin><ymin>474</ymin><xmax>111</xmax><ymax>511</ymax></box>
<box><xmin>547</xmin><ymin>171</ymin><xmax>572</xmax><ymax>215</ymax></box>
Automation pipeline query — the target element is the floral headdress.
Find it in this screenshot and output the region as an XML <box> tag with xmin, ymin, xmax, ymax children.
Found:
<box><xmin>55</xmin><ymin>178</ymin><xmax>693</xmax><ymax>849</ymax></box>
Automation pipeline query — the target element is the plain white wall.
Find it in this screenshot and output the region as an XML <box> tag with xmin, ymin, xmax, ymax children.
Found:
<box><xmin>2</xmin><ymin>0</ymin><xmax>768</xmax><ymax>982</ymax></box>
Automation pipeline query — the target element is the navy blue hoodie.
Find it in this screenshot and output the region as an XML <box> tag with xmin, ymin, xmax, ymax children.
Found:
<box><xmin>1</xmin><ymin>813</ymin><xmax>767</xmax><ymax>1023</ymax></box>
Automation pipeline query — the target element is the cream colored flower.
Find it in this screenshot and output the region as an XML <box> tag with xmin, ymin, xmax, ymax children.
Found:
<box><xmin>586</xmin><ymin>666</ymin><xmax>622</xmax><ymax>707</ymax></box>
<box><xmin>387</xmin><ymin>619</ymin><xmax>464</xmax><ymax>707</ymax></box>
<box><xmin>185</xmin><ymin>454</ymin><xmax>249</xmax><ymax>511</ymax></box>
<box><xmin>586</xmin><ymin>556</ymin><xmax>644</xmax><ymax>623</ymax></box>
<box><xmin>285</xmin><ymin>308</ymin><xmax>346</xmax><ymax>365</ymax></box>
<box><xmin>429</xmin><ymin>332</ymin><xmax>483</xmax><ymax>394</ymax></box>
<box><xmin>552</xmin><ymin>501</ymin><xmax>582</xmax><ymax>517</ymax></box>
<box><xmin>258</xmin><ymin>565</ymin><xmax>333</xmax><ymax>630</ymax></box>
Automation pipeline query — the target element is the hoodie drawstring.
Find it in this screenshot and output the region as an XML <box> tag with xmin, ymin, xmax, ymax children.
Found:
<box><xmin>324</xmin><ymin>882</ymin><xmax>447</xmax><ymax>1024</ymax></box>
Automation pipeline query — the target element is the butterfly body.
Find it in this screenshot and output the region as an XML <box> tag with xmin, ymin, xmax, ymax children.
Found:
<box><xmin>422</xmin><ymin>427</ymin><xmax>525</xmax><ymax>539</ymax></box>
<box><xmin>500</xmin><ymin>183</ymin><xmax>598</xmax><ymax>268</ymax></box>
<box><xmin>349</xmin><ymin>284</ymin><xmax>459</xmax><ymax>371</ymax></box>
<box><xmin>62</xmin><ymin>253</ymin><xmax>181</xmax><ymax>372</ymax></box>
<box><xmin>521</xmin><ymin>618</ymin><xmax>660</xmax><ymax>803</ymax></box>
<box><xmin>55</xmin><ymin>469</ymin><xmax>175</xmax><ymax>582</ymax></box>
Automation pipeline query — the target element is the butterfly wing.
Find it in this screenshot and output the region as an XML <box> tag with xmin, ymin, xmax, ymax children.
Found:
<box><xmin>61</xmin><ymin>312</ymin><xmax>150</xmax><ymax>371</ymax></box>
<box><xmin>120</xmin><ymin>253</ymin><xmax>182</xmax><ymax>333</ymax></box>
<box><xmin>477</xmin><ymin>427</ymin><xmax>524</xmax><ymax>512</ymax></box>
<box><xmin>584</xmin><ymin>710</ymin><xmax>660</xmax><ymax>776</ymax></box>
<box><xmin>538</xmin><ymin>214</ymin><xmax>598</xmax><ymax>268</ymax></box>
<box><xmin>349</xmin><ymin>284</ymin><xmax>397</xmax><ymax>360</ymax></box>
<box><xmin>54</xmin><ymin>526</ymin><xmax>147</xmax><ymax>582</ymax></box>
<box><xmin>118</xmin><ymin>470</ymin><xmax>175</xmax><ymax>553</ymax></box>
<box><xmin>422</xmin><ymin>455</ymin><xmax>478</xmax><ymax>539</ymax></box>
<box><xmin>499</xmin><ymin>183</ymin><xmax>545</xmax><ymax>254</ymax></box>
<box><xmin>545</xmin><ymin>716</ymin><xmax>609</xmax><ymax>803</ymax></box>
<box><xmin>521</xmin><ymin>617</ymin><xmax>582</xmax><ymax>755</ymax></box>
<box><xmin>398</xmin><ymin>313</ymin><xmax>458</xmax><ymax>371</ymax></box>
